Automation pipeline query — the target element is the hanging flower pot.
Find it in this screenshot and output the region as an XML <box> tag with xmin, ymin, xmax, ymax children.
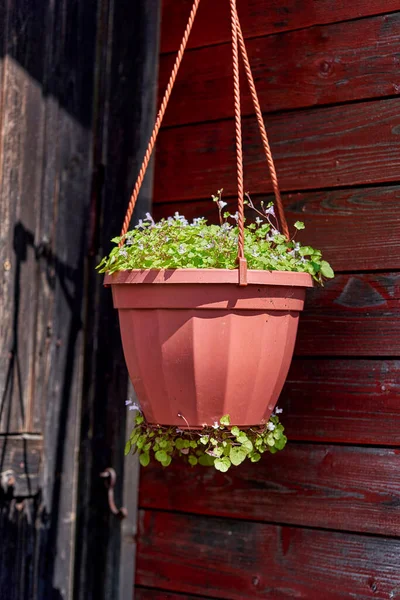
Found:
<box><xmin>98</xmin><ymin>0</ymin><xmax>334</xmax><ymax>470</ymax></box>
<box><xmin>104</xmin><ymin>268</ymin><xmax>313</xmax><ymax>427</ymax></box>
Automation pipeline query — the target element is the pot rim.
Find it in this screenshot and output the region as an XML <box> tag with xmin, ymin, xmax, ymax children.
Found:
<box><xmin>104</xmin><ymin>268</ymin><xmax>313</xmax><ymax>288</ymax></box>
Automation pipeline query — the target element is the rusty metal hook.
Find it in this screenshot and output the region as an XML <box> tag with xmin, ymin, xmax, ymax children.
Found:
<box><xmin>99</xmin><ymin>467</ymin><xmax>128</xmax><ymax>520</ymax></box>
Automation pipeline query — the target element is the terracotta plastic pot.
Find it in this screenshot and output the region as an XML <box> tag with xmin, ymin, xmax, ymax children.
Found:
<box><xmin>105</xmin><ymin>269</ymin><xmax>313</xmax><ymax>427</ymax></box>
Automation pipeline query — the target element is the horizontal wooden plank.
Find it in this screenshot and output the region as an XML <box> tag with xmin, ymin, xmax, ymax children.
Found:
<box><xmin>282</xmin><ymin>359</ymin><xmax>400</xmax><ymax>444</ymax></box>
<box><xmin>0</xmin><ymin>436</ymin><xmax>42</xmax><ymax>496</ymax></box>
<box><xmin>139</xmin><ymin>445</ymin><xmax>400</xmax><ymax>536</ymax></box>
<box><xmin>135</xmin><ymin>588</ymin><xmax>215</xmax><ymax>600</ymax></box>
<box><xmin>161</xmin><ymin>0</ymin><xmax>400</xmax><ymax>53</ymax></box>
<box><xmin>154</xmin><ymin>98</ymin><xmax>400</xmax><ymax>203</ymax></box>
<box><xmin>297</xmin><ymin>273</ymin><xmax>400</xmax><ymax>356</ymax></box>
<box><xmin>136</xmin><ymin>510</ymin><xmax>400</xmax><ymax>599</ymax></box>
<box><xmin>153</xmin><ymin>185</ymin><xmax>400</xmax><ymax>272</ymax></box>
<box><xmin>160</xmin><ymin>13</ymin><xmax>400</xmax><ymax>127</ymax></box>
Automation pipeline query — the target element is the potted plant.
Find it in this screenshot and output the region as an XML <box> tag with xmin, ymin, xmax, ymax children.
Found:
<box><xmin>97</xmin><ymin>0</ymin><xmax>334</xmax><ymax>470</ymax></box>
<box><xmin>98</xmin><ymin>192</ymin><xmax>333</xmax><ymax>470</ymax></box>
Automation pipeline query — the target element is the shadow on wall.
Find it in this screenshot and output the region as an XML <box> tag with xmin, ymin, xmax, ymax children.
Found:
<box><xmin>0</xmin><ymin>221</ymin><xmax>86</xmax><ymax>600</ymax></box>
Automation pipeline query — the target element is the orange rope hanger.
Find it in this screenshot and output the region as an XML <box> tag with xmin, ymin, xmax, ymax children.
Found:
<box><xmin>119</xmin><ymin>0</ymin><xmax>289</xmax><ymax>286</ymax></box>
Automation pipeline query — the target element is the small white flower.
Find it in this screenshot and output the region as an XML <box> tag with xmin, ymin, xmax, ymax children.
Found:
<box><xmin>300</xmin><ymin>257</ymin><xmax>306</xmax><ymax>263</ymax></box>
<box><xmin>174</xmin><ymin>212</ymin><xmax>188</xmax><ymax>226</ymax></box>
<box><xmin>294</xmin><ymin>242</ymin><xmax>301</xmax><ymax>252</ymax></box>
<box><xmin>206</xmin><ymin>242</ymin><xmax>214</xmax><ymax>250</ymax></box>
<box><xmin>191</xmin><ymin>217</ymin><xmax>204</xmax><ymax>226</ymax></box>
<box><xmin>176</xmin><ymin>428</ymin><xmax>184</xmax><ymax>434</ymax></box>
<box><xmin>136</xmin><ymin>219</ymin><xmax>145</xmax><ymax>229</ymax></box>
<box><xmin>255</xmin><ymin>217</ymin><xmax>263</xmax><ymax>226</ymax></box>
<box><xmin>251</xmin><ymin>249</ymin><xmax>260</xmax><ymax>257</ymax></box>
<box><xmin>212</xmin><ymin>421</ymin><xmax>219</xmax><ymax>429</ymax></box>
<box><xmin>138</xmin><ymin>242</ymin><xmax>144</xmax><ymax>250</ymax></box>
<box><xmin>125</xmin><ymin>399</ymin><xmax>132</xmax><ymax>406</ymax></box>
<box><xmin>145</xmin><ymin>212</ymin><xmax>155</xmax><ymax>226</ymax></box>
<box><xmin>275</xmin><ymin>407</ymin><xmax>283</xmax><ymax>414</ymax></box>
<box><xmin>126</xmin><ymin>238</ymin><xmax>133</xmax><ymax>246</ymax></box>
<box><xmin>265</xmin><ymin>205</ymin><xmax>275</xmax><ymax>216</ymax></box>
<box><xmin>217</xmin><ymin>200</ymin><xmax>227</xmax><ymax>210</ymax></box>
<box><xmin>267</xmin><ymin>422</ymin><xmax>276</xmax><ymax>431</ymax></box>
<box><xmin>118</xmin><ymin>249</ymin><xmax>128</xmax><ymax>258</ymax></box>
<box><xmin>232</xmin><ymin>211</ymin><xmax>239</xmax><ymax>222</ymax></box>
<box><xmin>128</xmin><ymin>401</ymin><xmax>141</xmax><ymax>412</ymax></box>
<box><xmin>167</xmin><ymin>217</ymin><xmax>174</xmax><ymax>225</ymax></box>
<box><xmin>178</xmin><ymin>244</ymin><xmax>185</xmax><ymax>255</ymax></box>
<box><xmin>221</xmin><ymin>222</ymin><xmax>232</xmax><ymax>232</ymax></box>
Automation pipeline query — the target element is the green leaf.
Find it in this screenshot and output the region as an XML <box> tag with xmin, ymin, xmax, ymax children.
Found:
<box><xmin>161</xmin><ymin>455</ymin><xmax>172</xmax><ymax>467</ymax></box>
<box><xmin>188</xmin><ymin>455</ymin><xmax>198</xmax><ymax>466</ymax></box>
<box><xmin>199</xmin><ymin>454</ymin><xmax>215</xmax><ymax>467</ymax></box>
<box><xmin>135</xmin><ymin>414</ymin><xmax>144</xmax><ymax>425</ymax></box>
<box><xmin>175</xmin><ymin>438</ymin><xmax>185</xmax><ymax>450</ymax></box>
<box><xmin>220</xmin><ymin>415</ymin><xmax>231</xmax><ymax>426</ymax></box>
<box><xmin>214</xmin><ymin>457</ymin><xmax>231</xmax><ymax>472</ymax></box>
<box><xmin>199</xmin><ymin>436</ymin><xmax>209</xmax><ymax>445</ymax></box>
<box><xmin>294</xmin><ymin>221</ymin><xmax>305</xmax><ymax>230</ymax></box>
<box><xmin>320</xmin><ymin>260</ymin><xmax>334</xmax><ymax>278</ymax></box>
<box><xmin>250</xmin><ymin>452</ymin><xmax>261</xmax><ymax>463</ymax></box>
<box><xmin>155</xmin><ymin>450</ymin><xmax>168</xmax><ymax>462</ymax></box>
<box><xmin>242</xmin><ymin>439</ymin><xmax>254</xmax><ymax>453</ymax></box>
<box><xmin>139</xmin><ymin>453</ymin><xmax>150</xmax><ymax>467</ymax></box>
<box><xmin>267</xmin><ymin>434</ymin><xmax>275</xmax><ymax>447</ymax></box>
<box><xmin>231</xmin><ymin>426</ymin><xmax>240</xmax><ymax>437</ymax></box>
<box><xmin>275</xmin><ymin>435</ymin><xmax>287</xmax><ymax>450</ymax></box>
<box><xmin>124</xmin><ymin>441</ymin><xmax>132</xmax><ymax>456</ymax></box>
<box><xmin>230</xmin><ymin>447</ymin><xmax>247</xmax><ymax>466</ymax></box>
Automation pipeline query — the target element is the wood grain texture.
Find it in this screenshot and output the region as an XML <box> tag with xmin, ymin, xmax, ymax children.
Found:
<box><xmin>153</xmin><ymin>185</ymin><xmax>400</xmax><ymax>272</ymax></box>
<box><xmin>0</xmin><ymin>436</ymin><xmax>42</xmax><ymax>497</ymax></box>
<box><xmin>282</xmin><ymin>359</ymin><xmax>400</xmax><ymax>444</ymax></box>
<box><xmin>0</xmin><ymin>59</ymin><xmax>45</xmax><ymax>434</ymax></box>
<box><xmin>0</xmin><ymin>0</ymin><xmax>97</xmax><ymax>597</ymax></box>
<box><xmin>136</xmin><ymin>510</ymin><xmax>400</xmax><ymax>599</ymax></box>
<box><xmin>154</xmin><ymin>98</ymin><xmax>400</xmax><ymax>203</ymax></box>
<box><xmin>160</xmin><ymin>13</ymin><xmax>400</xmax><ymax>127</ymax></box>
<box><xmin>161</xmin><ymin>0</ymin><xmax>400</xmax><ymax>53</ymax></box>
<box><xmin>297</xmin><ymin>273</ymin><xmax>400</xmax><ymax>356</ymax></box>
<box><xmin>139</xmin><ymin>445</ymin><xmax>400</xmax><ymax>536</ymax></box>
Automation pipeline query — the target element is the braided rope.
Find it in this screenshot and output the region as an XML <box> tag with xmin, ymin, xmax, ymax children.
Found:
<box><xmin>230</xmin><ymin>0</ymin><xmax>247</xmax><ymax>285</ymax></box>
<box><xmin>119</xmin><ymin>0</ymin><xmax>201</xmax><ymax>243</ymax></box>
<box><xmin>235</xmin><ymin>12</ymin><xmax>289</xmax><ymax>240</ymax></box>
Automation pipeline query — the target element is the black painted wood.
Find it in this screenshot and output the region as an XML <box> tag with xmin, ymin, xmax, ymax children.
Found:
<box><xmin>0</xmin><ymin>0</ymin><xmax>161</xmax><ymax>598</ymax></box>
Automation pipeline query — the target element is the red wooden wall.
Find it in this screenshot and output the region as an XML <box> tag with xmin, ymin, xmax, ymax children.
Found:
<box><xmin>135</xmin><ymin>2</ymin><xmax>400</xmax><ymax>598</ymax></box>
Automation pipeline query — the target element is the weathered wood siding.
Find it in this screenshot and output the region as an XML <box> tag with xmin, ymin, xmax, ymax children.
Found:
<box><xmin>136</xmin><ymin>1</ymin><xmax>400</xmax><ymax>598</ymax></box>
<box><xmin>0</xmin><ymin>0</ymin><xmax>98</xmax><ymax>597</ymax></box>
<box><xmin>0</xmin><ymin>1</ymin><xmax>162</xmax><ymax>599</ymax></box>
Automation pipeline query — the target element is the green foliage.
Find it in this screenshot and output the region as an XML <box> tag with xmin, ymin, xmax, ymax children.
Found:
<box><xmin>96</xmin><ymin>191</ymin><xmax>334</xmax><ymax>284</ymax></box>
<box><xmin>125</xmin><ymin>412</ymin><xmax>288</xmax><ymax>471</ymax></box>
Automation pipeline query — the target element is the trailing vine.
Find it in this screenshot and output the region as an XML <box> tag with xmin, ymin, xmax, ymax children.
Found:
<box><xmin>125</xmin><ymin>410</ymin><xmax>287</xmax><ymax>472</ymax></box>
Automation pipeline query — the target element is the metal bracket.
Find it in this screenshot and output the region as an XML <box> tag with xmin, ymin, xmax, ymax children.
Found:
<box><xmin>100</xmin><ymin>468</ymin><xmax>128</xmax><ymax>520</ymax></box>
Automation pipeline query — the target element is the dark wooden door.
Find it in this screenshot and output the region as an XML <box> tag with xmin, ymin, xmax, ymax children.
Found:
<box><xmin>0</xmin><ymin>1</ymin><xmax>160</xmax><ymax>599</ymax></box>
